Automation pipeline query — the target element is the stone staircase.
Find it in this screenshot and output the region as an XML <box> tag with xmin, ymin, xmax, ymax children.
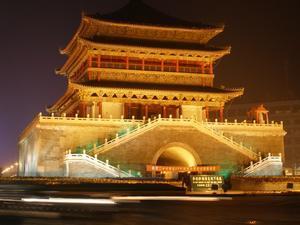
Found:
<box><xmin>243</xmin><ymin>153</ymin><xmax>283</xmax><ymax>177</ymax></box>
<box><xmin>85</xmin><ymin>117</ymin><xmax>258</xmax><ymax>160</ymax></box>
<box><xmin>64</xmin><ymin>152</ymin><xmax>133</xmax><ymax>178</ymax></box>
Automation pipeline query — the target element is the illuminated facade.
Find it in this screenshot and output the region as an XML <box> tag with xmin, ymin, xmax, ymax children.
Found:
<box><xmin>227</xmin><ymin>100</ymin><xmax>300</xmax><ymax>168</ymax></box>
<box><xmin>18</xmin><ymin>1</ymin><xmax>286</xmax><ymax>178</ymax></box>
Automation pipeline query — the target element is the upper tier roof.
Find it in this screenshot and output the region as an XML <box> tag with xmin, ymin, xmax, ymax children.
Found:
<box><xmin>90</xmin><ymin>0</ymin><xmax>221</xmax><ymax>29</ymax></box>
<box><xmin>60</xmin><ymin>1</ymin><xmax>225</xmax><ymax>56</ymax></box>
<box><xmin>84</xmin><ymin>36</ymin><xmax>229</xmax><ymax>52</ymax></box>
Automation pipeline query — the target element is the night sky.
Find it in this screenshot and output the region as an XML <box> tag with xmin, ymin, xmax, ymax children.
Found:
<box><xmin>1</xmin><ymin>0</ymin><xmax>300</xmax><ymax>167</ymax></box>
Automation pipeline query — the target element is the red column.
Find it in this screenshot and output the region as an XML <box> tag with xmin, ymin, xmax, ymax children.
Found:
<box><xmin>176</xmin><ymin>60</ymin><xmax>179</xmax><ymax>72</ymax></box>
<box><xmin>145</xmin><ymin>105</ymin><xmax>149</xmax><ymax>118</ymax></box>
<box><xmin>163</xmin><ymin>106</ymin><xmax>167</xmax><ymax>118</ymax></box>
<box><xmin>88</xmin><ymin>55</ymin><xmax>92</xmax><ymax>67</ymax></box>
<box><xmin>161</xmin><ymin>59</ymin><xmax>164</xmax><ymax>72</ymax></box>
<box><xmin>209</xmin><ymin>61</ymin><xmax>213</xmax><ymax>74</ymax></box>
<box><xmin>142</xmin><ymin>58</ymin><xmax>145</xmax><ymax>70</ymax></box>
<box><xmin>201</xmin><ymin>62</ymin><xmax>205</xmax><ymax>74</ymax></box>
<box><xmin>79</xmin><ymin>102</ymin><xmax>86</xmax><ymax>117</ymax></box>
<box><xmin>126</xmin><ymin>56</ymin><xmax>129</xmax><ymax>69</ymax></box>
<box><xmin>265</xmin><ymin>112</ymin><xmax>269</xmax><ymax>124</ymax></box>
<box><xmin>98</xmin><ymin>101</ymin><xmax>102</xmax><ymax>116</ymax></box>
<box><xmin>205</xmin><ymin>107</ymin><xmax>209</xmax><ymax>121</ymax></box>
<box><xmin>128</xmin><ymin>103</ymin><xmax>132</xmax><ymax>118</ymax></box>
<box><xmin>97</xmin><ymin>55</ymin><xmax>101</xmax><ymax>68</ymax></box>
<box><xmin>88</xmin><ymin>55</ymin><xmax>93</xmax><ymax>80</ymax></box>
<box><xmin>124</xmin><ymin>103</ymin><xmax>128</xmax><ymax>118</ymax></box>
<box><xmin>220</xmin><ymin>107</ymin><xmax>224</xmax><ymax>122</ymax></box>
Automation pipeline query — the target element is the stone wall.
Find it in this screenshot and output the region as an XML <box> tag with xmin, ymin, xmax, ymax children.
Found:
<box><xmin>100</xmin><ymin>126</ymin><xmax>252</xmax><ymax>174</ymax></box>
<box><xmin>217</xmin><ymin>126</ymin><xmax>285</xmax><ymax>158</ymax></box>
<box><xmin>231</xmin><ymin>176</ymin><xmax>300</xmax><ymax>191</ymax></box>
<box><xmin>19</xmin><ymin>119</ymin><xmax>285</xmax><ymax>177</ymax></box>
<box><xmin>19</xmin><ymin>121</ymin><xmax>135</xmax><ymax>177</ymax></box>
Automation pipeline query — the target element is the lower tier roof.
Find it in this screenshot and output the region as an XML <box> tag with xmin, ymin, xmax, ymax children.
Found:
<box><xmin>76</xmin><ymin>80</ymin><xmax>242</xmax><ymax>94</ymax></box>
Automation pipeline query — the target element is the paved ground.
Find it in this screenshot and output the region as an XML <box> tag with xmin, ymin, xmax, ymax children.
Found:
<box><xmin>0</xmin><ymin>184</ymin><xmax>299</xmax><ymax>225</ymax></box>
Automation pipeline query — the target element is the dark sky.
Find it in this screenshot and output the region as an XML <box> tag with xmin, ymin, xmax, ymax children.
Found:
<box><xmin>1</xmin><ymin>0</ymin><xmax>300</xmax><ymax>167</ymax></box>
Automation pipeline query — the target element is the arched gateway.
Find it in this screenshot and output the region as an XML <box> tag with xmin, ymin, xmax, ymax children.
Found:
<box><xmin>151</xmin><ymin>142</ymin><xmax>201</xmax><ymax>179</ymax></box>
<box><xmin>152</xmin><ymin>142</ymin><xmax>200</xmax><ymax>167</ymax></box>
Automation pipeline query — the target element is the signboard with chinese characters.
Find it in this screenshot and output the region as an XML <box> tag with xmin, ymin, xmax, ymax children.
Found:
<box><xmin>190</xmin><ymin>175</ymin><xmax>224</xmax><ymax>192</ymax></box>
<box><xmin>146</xmin><ymin>165</ymin><xmax>220</xmax><ymax>172</ymax></box>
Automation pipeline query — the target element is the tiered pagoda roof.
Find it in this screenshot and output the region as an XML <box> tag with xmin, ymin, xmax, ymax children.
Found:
<box><xmin>90</xmin><ymin>0</ymin><xmax>221</xmax><ymax>29</ymax></box>
<box><xmin>49</xmin><ymin>0</ymin><xmax>244</xmax><ymax>114</ymax></box>
<box><xmin>58</xmin><ymin>0</ymin><xmax>226</xmax><ymax>58</ymax></box>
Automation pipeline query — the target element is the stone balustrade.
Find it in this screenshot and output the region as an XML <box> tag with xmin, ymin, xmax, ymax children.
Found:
<box><xmin>64</xmin><ymin>152</ymin><xmax>133</xmax><ymax>178</ymax></box>
<box><xmin>70</xmin><ymin>115</ymin><xmax>258</xmax><ymax>160</ymax></box>
<box><xmin>243</xmin><ymin>153</ymin><xmax>282</xmax><ymax>176</ymax></box>
<box><xmin>1</xmin><ymin>162</ymin><xmax>18</xmax><ymax>177</ymax></box>
<box><xmin>35</xmin><ymin>112</ymin><xmax>283</xmax><ymax>128</ymax></box>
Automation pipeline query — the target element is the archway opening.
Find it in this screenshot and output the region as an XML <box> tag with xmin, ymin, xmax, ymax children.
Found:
<box><xmin>156</xmin><ymin>146</ymin><xmax>197</xmax><ymax>167</ymax></box>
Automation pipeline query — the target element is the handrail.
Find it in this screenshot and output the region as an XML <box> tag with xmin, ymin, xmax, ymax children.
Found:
<box><xmin>243</xmin><ymin>154</ymin><xmax>282</xmax><ymax>175</ymax></box>
<box><xmin>65</xmin><ymin>153</ymin><xmax>133</xmax><ymax>178</ymax></box>
<box><xmin>92</xmin><ymin>118</ymin><xmax>162</xmax><ymax>153</ymax></box>
<box><xmin>192</xmin><ymin>120</ymin><xmax>258</xmax><ymax>159</ymax></box>
<box><xmin>39</xmin><ymin>115</ymin><xmax>144</xmax><ymax>124</ymax></box>
<box><xmin>37</xmin><ymin>113</ymin><xmax>283</xmax><ymax>128</ymax></box>
<box><xmin>86</xmin><ymin>117</ymin><xmax>258</xmax><ymax>160</ymax></box>
<box><xmin>203</xmin><ymin>121</ymin><xmax>283</xmax><ymax>128</ymax></box>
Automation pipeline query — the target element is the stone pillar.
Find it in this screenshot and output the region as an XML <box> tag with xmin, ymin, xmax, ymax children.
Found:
<box><xmin>65</xmin><ymin>161</ymin><xmax>69</xmax><ymax>177</ymax></box>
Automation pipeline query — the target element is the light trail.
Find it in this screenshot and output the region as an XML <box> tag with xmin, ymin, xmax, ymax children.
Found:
<box><xmin>17</xmin><ymin>196</ymin><xmax>232</xmax><ymax>205</ymax></box>
<box><xmin>21</xmin><ymin>197</ymin><xmax>116</xmax><ymax>205</ymax></box>
<box><xmin>111</xmin><ymin>196</ymin><xmax>232</xmax><ymax>202</ymax></box>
